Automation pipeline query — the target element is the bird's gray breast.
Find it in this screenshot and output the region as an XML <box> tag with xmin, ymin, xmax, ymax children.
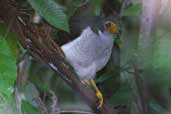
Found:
<box><xmin>95</xmin><ymin>31</ymin><xmax>114</xmax><ymax>71</ymax></box>
<box><xmin>61</xmin><ymin>27</ymin><xmax>114</xmax><ymax>79</ymax></box>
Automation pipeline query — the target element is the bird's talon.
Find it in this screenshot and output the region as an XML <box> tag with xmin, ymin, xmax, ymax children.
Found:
<box><xmin>96</xmin><ymin>91</ymin><xmax>103</xmax><ymax>109</ymax></box>
<box><xmin>83</xmin><ymin>80</ymin><xmax>90</xmax><ymax>85</ymax></box>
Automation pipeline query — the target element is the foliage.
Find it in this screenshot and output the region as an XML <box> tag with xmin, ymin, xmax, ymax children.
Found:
<box><xmin>0</xmin><ymin>25</ymin><xmax>17</xmax><ymax>113</ymax></box>
<box><xmin>90</xmin><ymin>0</ymin><xmax>103</xmax><ymax>15</ymax></box>
<box><xmin>28</xmin><ymin>0</ymin><xmax>104</xmax><ymax>32</ymax></box>
<box><xmin>28</xmin><ymin>0</ymin><xmax>69</xmax><ymax>32</ymax></box>
<box><xmin>123</xmin><ymin>3</ymin><xmax>142</xmax><ymax>16</ymax></box>
<box><xmin>21</xmin><ymin>101</ymin><xmax>39</xmax><ymax>114</ymax></box>
<box><xmin>151</xmin><ymin>100</ymin><xmax>167</xmax><ymax>114</ymax></box>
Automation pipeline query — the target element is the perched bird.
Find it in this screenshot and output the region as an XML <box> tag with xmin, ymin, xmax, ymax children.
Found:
<box><xmin>61</xmin><ymin>21</ymin><xmax>119</xmax><ymax>108</ymax></box>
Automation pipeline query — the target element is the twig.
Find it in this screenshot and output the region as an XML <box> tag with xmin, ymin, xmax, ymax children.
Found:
<box><xmin>14</xmin><ymin>52</ymin><xmax>28</xmax><ymax>114</ymax></box>
<box><xmin>35</xmin><ymin>97</ymin><xmax>49</xmax><ymax>114</ymax></box>
<box><xmin>56</xmin><ymin>109</ymin><xmax>94</xmax><ymax>114</ymax></box>
<box><xmin>50</xmin><ymin>91</ymin><xmax>58</xmax><ymax>114</ymax></box>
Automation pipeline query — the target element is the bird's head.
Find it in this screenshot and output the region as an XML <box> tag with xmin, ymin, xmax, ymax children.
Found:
<box><xmin>104</xmin><ymin>21</ymin><xmax>119</xmax><ymax>34</ymax></box>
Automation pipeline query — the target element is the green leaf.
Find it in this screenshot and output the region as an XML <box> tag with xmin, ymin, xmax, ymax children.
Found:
<box><xmin>21</xmin><ymin>101</ymin><xmax>39</xmax><ymax>114</ymax></box>
<box><xmin>0</xmin><ymin>24</ymin><xmax>18</xmax><ymax>57</ymax></box>
<box><xmin>91</xmin><ymin>0</ymin><xmax>103</xmax><ymax>15</ymax></box>
<box><xmin>151</xmin><ymin>100</ymin><xmax>167</xmax><ymax>114</ymax></box>
<box><xmin>123</xmin><ymin>3</ymin><xmax>142</xmax><ymax>16</ymax></box>
<box><xmin>0</xmin><ymin>36</ymin><xmax>17</xmax><ymax>99</ymax></box>
<box><xmin>65</xmin><ymin>0</ymin><xmax>84</xmax><ymax>17</ymax></box>
<box><xmin>152</xmin><ymin>29</ymin><xmax>171</xmax><ymax>88</ymax></box>
<box><xmin>28</xmin><ymin>0</ymin><xmax>69</xmax><ymax>32</ymax></box>
<box><xmin>0</xmin><ymin>26</ymin><xmax>18</xmax><ymax>114</ymax></box>
<box><xmin>110</xmin><ymin>83</ymin><xmax>131</xmax><ymax>105</ymax></box>
<box><xmin>96</xmin><ymin>72</ymin><xmax>113</xmax><ymax>83</ymax></box>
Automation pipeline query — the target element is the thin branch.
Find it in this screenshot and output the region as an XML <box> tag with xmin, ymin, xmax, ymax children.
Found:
<box><xmin>35</xmin><ymin>97</ymin><xmax>49</xmax><ymax>114</ymax></box>
<box><xmin>135</xmin><ymin>0</ymin><xmax>161</xmax><ymax>114</ymax></box>
<box><xmin>133</xmin><ymin>65</ymin><xmax>150</xmax><ymax>114</ymax></box>
<box><xmin>50</xmin><ymin>91</ymin><xmax>58</xmax><ymax>114</ymax></box>
<box><xmin>56</xmin><ymin>108</ymin><xmax>94</xmax><ymax>114</ymax></box>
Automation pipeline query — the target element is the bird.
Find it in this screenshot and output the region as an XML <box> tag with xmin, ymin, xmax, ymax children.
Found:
<box><xmin>61</xmin><ymin>21</ymin><xmax>119</xmax><ymax>108</ymax></box>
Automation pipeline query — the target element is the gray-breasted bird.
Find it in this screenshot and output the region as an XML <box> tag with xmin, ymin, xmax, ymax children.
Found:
<box><xmin>61</xmin><ymin>21</ymin><xmax>118</xmax><ymax>108</ymax></box>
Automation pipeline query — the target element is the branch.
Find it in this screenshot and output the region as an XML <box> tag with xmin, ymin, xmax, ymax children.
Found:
<box><xmin>0</xmin><ymin>0</ymin><xmax>122</xmax><ymax>114</ymax></box>
<box><xmin>135</xmin><ymin>0</ymin><xmax>161</xmax><ymax>114</ymax></box>
<box><xmin>138</xmin><ymin>0</ymin><xmax>161</xmax><ymax>67</ymax></box>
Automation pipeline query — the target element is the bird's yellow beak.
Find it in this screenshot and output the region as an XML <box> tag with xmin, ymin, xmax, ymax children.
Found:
<box><xmin>104</xmin><ymin>21</ymin><xmax>119</xmax><ymax>33</ymax></box>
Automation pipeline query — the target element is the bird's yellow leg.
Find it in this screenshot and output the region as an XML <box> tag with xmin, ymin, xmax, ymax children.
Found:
<box><xmin>90</xmin><ymin>80</ymin><xmax>103</xmax><ymax>108</ymax></box>
<box><xmin>83</xmin><ymin>80</ymin><xmax>103</xmax><ymax>108</ymax></box>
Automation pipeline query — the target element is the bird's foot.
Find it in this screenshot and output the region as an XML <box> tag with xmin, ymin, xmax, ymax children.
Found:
<box><xmin>83</xmin><ymin>80</ymin><xmax>90</xmax><ymax>85</ymax></box>
<box><xmin>84</xmin><ymin>80</ymin><xmax>104</xmax><ymax>108</ymax></box>
<box><xmin>96</xmin><ymin>90</ymin><xmax>103</xmax><ymax>109</ymax></box>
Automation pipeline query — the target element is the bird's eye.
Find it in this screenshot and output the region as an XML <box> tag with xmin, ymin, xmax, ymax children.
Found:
<box><xmin>104</xmin><ymin>21</ymin><xmax>119</xmax><ymax>33</ymax></box>
<box><xmin>105</xmin><ymin>22</ymin><xmax>112</xmax><ymax>28</ymax></box>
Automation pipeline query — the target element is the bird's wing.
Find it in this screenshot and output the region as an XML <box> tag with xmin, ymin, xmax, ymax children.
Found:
<box><xmin>94</xmin><ymin>31</ymin><xmax>114</xmax><ymax>71</ymax></box>
<box><xmin>95</xmin><ymin>47</ymin><xmax>113</xmax><ymax>71</ymax></box>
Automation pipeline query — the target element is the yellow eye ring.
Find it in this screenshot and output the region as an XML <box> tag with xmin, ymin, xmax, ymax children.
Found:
<box><xmin>104</xmin><ymin>21</ymin><xmax>119</xmax><ymax>33</ymax></box>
